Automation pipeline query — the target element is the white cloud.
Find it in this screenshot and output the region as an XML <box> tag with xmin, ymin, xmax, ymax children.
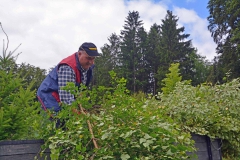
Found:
<box><xmin>1</xmin><ymin>0</ymin><xmax>127</xmax><ymax>69</ymax></box>
<box><xmin>0</xmin><ymin>0</ymin><xmax>217</xmax><ymax>70</ymax></box>
<box><xmin>173</xmin><ymin>7</ymin><xmax>217</xmax><ymax>60</ymax></box>
<box><xmin>126</xmin><ymin>0</ymin><xmax>167</xmax><ymax>31</ymax></box>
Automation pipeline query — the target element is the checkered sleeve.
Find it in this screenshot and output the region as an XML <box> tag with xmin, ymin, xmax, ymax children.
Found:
<box><xmin>58</xmin><ymin>65</ymin><xmax>76</xmax><ymax>105</ymax></box>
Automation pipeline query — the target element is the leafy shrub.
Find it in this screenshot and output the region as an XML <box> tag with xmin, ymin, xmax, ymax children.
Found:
<box><xmin>41</xmin><ymin>72</ymin><xmax>195</xmax><ymax>160</ymax></box>
<box><xmin>160</xmin><ymin>79</ymin><xmax>240</xmax><ymax>158</ymax></box>
<box><xmin>161</xmin><ymin>63</ymin><xmax>182</xmax><ymax>95</ymax></box>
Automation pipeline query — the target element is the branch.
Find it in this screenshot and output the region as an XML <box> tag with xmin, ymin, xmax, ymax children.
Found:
<box><xmin>79</xmin><ymin>104</ymin><xmax>99</xmax><ymax>149</ymax></box>
<box><xmin>0</xmin><ymin>22</ymin><xmax>22</xmax><ymax>61</ymax></box>
<box><xmin>0</xmin><ymin>22</ymin><xmax>9</xmax><ymax>55</ymax></box>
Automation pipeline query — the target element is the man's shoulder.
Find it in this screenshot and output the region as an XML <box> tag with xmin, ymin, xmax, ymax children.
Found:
<box><xmin>58</xmin><ymin>64</ymin><xmax>74</xmax><ymax>72</ymax></box>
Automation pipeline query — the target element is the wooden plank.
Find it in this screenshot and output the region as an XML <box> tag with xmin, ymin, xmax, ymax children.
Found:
<box><xmin>0</xmin><ymin>143</ymin><xmax>42</xmax><ymax>156</ymax></box>
<box><xmin>0</xmin><ymin>140</ymin><xmax>49</xmax><ymax>156</ymax></box>
<box><xmin>191</xmin><ymin>134</ymin><xmax>208</xmax><ymax>142</ymax></box>
<box><xmin>195</xmin><ymin>142</ymin><xmax>208</xmax><ymax>152</ymax></box>
<box><xmin>211</xmin><ymin>139</ymin><xmax>222</xmax><ymax>160</ymax></box>
<box><xmin>0</xmin><ymin>140</ymin><xmax>50</xmax><ymax>160</ymax></box>
<box><xmin>0</xmin><ymin>140</ymin><xmax>44</xmax><ymax>145</ymax></box>
<box><xmin>187</xmin><ymin>134</ymin><xmax>222</xmax><ymax>160</ymax></box>
<box><xmin>0</xmin><ymin>153</ymin><xmax>50</xmax><ymax>160</ymax></box>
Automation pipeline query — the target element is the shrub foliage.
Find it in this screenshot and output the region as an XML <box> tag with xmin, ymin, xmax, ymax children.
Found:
<box><xmin>41</xmin><ymin>71</ymin><xmax>195</xmax><ymax>160</ymax></box>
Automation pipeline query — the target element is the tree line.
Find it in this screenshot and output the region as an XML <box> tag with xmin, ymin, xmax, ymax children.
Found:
<box><xmin>93</xmin><ymin>0</ymin><xmax>240</xmax><ymax>94</ymax></box>
<box><xmin>93</xmin><ymin>10</ymin><xmax>209</xmax><ymax>94</ymax></box>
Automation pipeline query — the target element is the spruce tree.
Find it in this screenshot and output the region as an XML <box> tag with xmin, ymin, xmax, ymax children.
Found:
<box><xmin>157</xmin><ymin>10</ymin><xmax>196</xmax><ymax>88</ymax></box>
<box><xmin>0</xmin><ymin>23</ymin><xmax>44</xmax><ymax>140</ymax></box>
<box><xmin>135</xmin><ymin>26</ymin><xmax>148</xmax><ymax>92</ymax></box>
<box><xmin>145</xmin><ymin>23</ymin><xmax>161</xmax><ymax>94</ymax></box>
<box><xmin>119</xmin><ymin>11</ymin><xmax>145</xmax><ymax>93</ymax></box>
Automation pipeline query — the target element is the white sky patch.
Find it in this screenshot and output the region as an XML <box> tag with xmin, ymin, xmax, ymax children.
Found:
<box><xmin>126</xmin><ymin>0</ymin><xmax>167</xmax><ymax>31</ymax></box>
<box><xmin>173</xmin><ymin>7</ymin><xmax>217</xmax><ymax>61</ymax></box>
<box><xmin>0</xmin><ymin>0</ymin><xmax>217</xmax><ymax>70</ymax></box>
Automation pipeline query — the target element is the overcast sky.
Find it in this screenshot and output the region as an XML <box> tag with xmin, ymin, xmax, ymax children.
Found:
<box><xmin>0</xmin><ymin>0</ymin><xmax>217</xmax><ymax>70</ymax></box>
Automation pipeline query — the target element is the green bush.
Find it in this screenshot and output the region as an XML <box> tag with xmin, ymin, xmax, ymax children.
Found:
<box><xmin>0</xmin><ymin>23</ymin><xmax>47</xmax><ymax>140</ymax></box>
<box><xmin>41</xmin><ymin>72</ymin><xmax>195</xmax><ymax>160</ymax></box>
<box><xmin>160</xmin><ymin>79</ymin><xmax>240</xmax><ymax>158</ymax></box>
<box><xmin>0</xmin><ymin>68</ymin><xmax>46</xmax><ymax>140</ymax></box>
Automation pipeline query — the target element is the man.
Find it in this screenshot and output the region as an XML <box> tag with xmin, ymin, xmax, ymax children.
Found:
<box><xmin>37</xmin><ymin>42</ymin><xmax>100</xmax><ymax>113</ymax></box>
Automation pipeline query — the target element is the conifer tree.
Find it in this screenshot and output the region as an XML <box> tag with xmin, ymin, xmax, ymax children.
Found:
<box><xmin>119</xmin><ymin>11</ymin><xmax>145</xmax><ymax>93</ymax></box>
<box><xmin>145</xmin><ymin>23</ymin><xmax>161</xmax><ymax>94</ymax></box>
<box><xmin>135</xmin><ymin>26</ymin><xmax>148</xmax><ymax>92</ymax></box>
<box><xmin>157</xmin><ymin>10</ymin><xmax>197</xmax><ymax>89</ymax></box>
<box><xmin>0</xmin><ymin>23</ymin><xmax>43</xmax><ymax>140</ymax></box>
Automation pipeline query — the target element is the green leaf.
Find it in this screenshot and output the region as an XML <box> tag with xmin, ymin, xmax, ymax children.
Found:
<box><xmin>101</xmin><ymin>132</ymin><xmax>110</xmax><ymax>140</ymax></box>
<box><xmin>121</xmin><ymin>153</ymin><xmax>130</xmax><ymax>160</ymax></box>
<box><xmin>78</xmin><ymin>155</ymin><xmax>84</xmax><ymax>160</ymax></box>
<box><xmin>140</xmin><ymin>138</ymin><xmax>146</xmax><ymax>144</ymax></box>
<box><xmin>101</xmin><ymin>156</ymin><xmax>114</xmax><ymax>159</ymax></box>
<box><xmin>76</xmin><ymin>144</ymin><xmax>81</xmax><ymax>151</ymax></box>
<box><xmin>49</xmin><ymin>144</ymin><xmax>54</xmax><ymax>149</ymax></box>
<box><xmin>162</xmin><ymin>146</ymin><xmax>169</xmax><ymax>150</ymax></box>
<box><xmin>178</xmin><ymin>135</ymin><xmax>184</xmax><ymax>140</ymax></box>
<box><xmin>166</xmin><ymin>149</ymin><xmax>173</xmax><ymax>155</ymax></box>
<box><xmin>144</xmin><ymin>133</ymin><xmax>151</xmax><ymax>139</ymax></box>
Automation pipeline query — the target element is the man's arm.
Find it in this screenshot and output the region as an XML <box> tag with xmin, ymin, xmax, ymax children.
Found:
<box><xmin>58</xmin><ymin>65</ymin><xmax>76</xmax><ymax>105</ymax></box>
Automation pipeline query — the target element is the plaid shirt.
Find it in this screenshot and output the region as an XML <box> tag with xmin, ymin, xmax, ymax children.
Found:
<box><xmin>58</xmin><ymin>64</ymin><xmax>88</xmax><ymax>105</ymax></box>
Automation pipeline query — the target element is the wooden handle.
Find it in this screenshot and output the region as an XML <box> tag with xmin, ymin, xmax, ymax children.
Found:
<box><xmin>79</xmin><ymin>104</ymin><xmax>99</xmax><ymax>149</ymax></box>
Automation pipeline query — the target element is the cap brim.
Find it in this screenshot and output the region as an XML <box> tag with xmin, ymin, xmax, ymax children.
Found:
<box><xmin>85</xmin><ymin>50</ymin><xmax>100</xmax><ymax>57</ymax></box>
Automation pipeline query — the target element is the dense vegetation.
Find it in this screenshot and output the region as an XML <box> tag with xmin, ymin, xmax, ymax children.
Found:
<box><xmin>39</xmin><ymin>68</ymin><xmax>240</xmax><ymax>159</ymax></box>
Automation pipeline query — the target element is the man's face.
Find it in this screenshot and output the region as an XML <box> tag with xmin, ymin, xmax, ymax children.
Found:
<box><xmin>78</xmin><ymin>51</ymin><xmax>95</xmax><ymax>70</ymax></box>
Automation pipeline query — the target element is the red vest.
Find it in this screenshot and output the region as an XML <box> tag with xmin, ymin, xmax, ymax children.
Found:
<box><xmin>60</xmin><ymin>53</ymin><xmax>81</xmax><ymax>83</ymax></box>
